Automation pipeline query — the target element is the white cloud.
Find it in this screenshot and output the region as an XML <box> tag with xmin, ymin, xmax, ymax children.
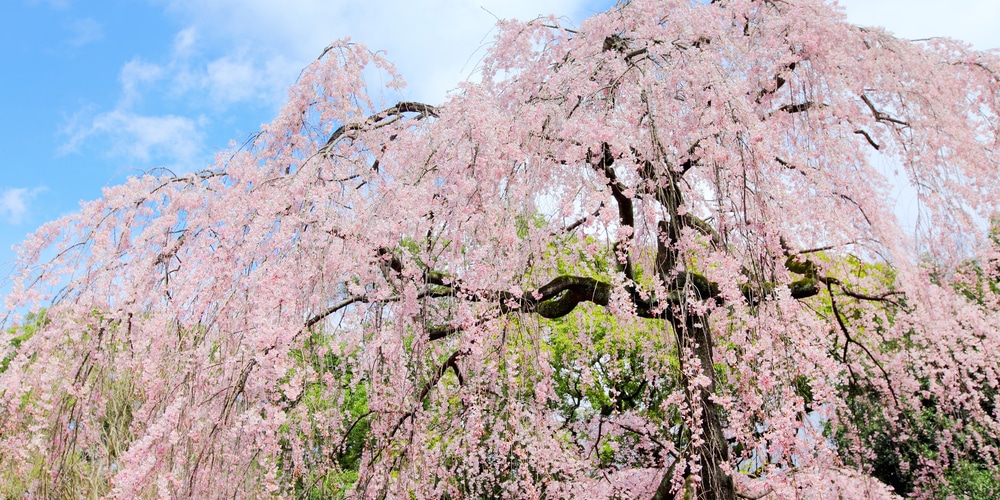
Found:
<box><xmin>60</xmin><ymin>109</ymin><xmax>205</xmax><ymax>172</ymax></box>
<box><xmin>838</xmin><ymin>0</ymin><xmax>1000</xmax><ymax>50</ymax></box>
<box><xmin>120</xmin><ymin>59</ymin><xmax>164</xmax><ymax>106</ymax></box>
<box><xmin>173</xmin><ymin>48</ymin><xmax>295</xmax><ymax>108</ymax></box>
<box><xmin>28</xmin><ymin>0</ymin><xmax>70</xmax><ymax>9</ymax></box>
<box><xmin>93</xmin><ymin>111</ymin><xmax>204</xmax><ymax>165</ymax></box>
<box><xmin>60</xmin><ymin>0</ymin><xmax>594</xmax><ymax>170</ymax></box>
<box><xmin>204</xmin><ymin>53</ymin><xmax>271</xmax><ymax>104</ymax></box>
<box><xmin>115</xmin><ymin>26</ymin><xmax>296</xmax><ymax>110</ymax></box>
<box><xmin>59</xmin><ymin>30</ymin><xmax>226</xmax><ymax>172</ymax></box>
<box><xmin>158</xmin><ymin>0</ymin><xmax>608</xmax><ymax>104</ymax></box>
<box><xmin>0</xmin><ymin>188</ymin><xmax>46</xmax><ymax>226</ymax></box>
<box><xmin>173</xmin><ymin>27</ymin><xmax>198</xmax><ymax>57</ymax></box>
<box><xmin>67</xmin><ymin>17</ymin><xmax>104</xmax><ymax>47</ymax></box>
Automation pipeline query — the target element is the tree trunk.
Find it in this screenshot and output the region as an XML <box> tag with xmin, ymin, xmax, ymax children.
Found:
<box><xmin>653</xmin><ymin>214</ymin><xmax>735</xmax><ymax>499</ymax></box>
<box><xmin>652</xmin><ymin>313</ymin><xmax>735</xmax><ymax>500</ymax></box>
<box><xmin>686</xmin><ymin>314</ymin><xmax>736</xmax><ymax>500</ymax></box>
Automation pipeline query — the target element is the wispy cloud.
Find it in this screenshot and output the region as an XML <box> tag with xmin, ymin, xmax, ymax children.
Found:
<box><xmin>59</xmin><ymin>32</ymin><xmax>214</xmax><ymax>172</ymax></box>
<box><xmin>159</xmin><ymin>0</ymin><xmax>606</xmax><ymax>104</ymax></box>
<box><xmin>67</xmin><ymin>17</ymin><xmax>103</xmax><ymax>47</ymax></box>
<box><xmin>123</xmin><ymin>27</ymin><xmax>296</xmax><ymax>110</ymax></box>
<box><xmin>28</xmin><ymin>0</ymin><xmax>71</xmax><ymax>10</ymax></box>
<box><xmin>839</xmin><ymin>0</ymin><xmax>1000</xmax><ymax>50</ymax></box>
<box><xmin>0</xmin><ymin>188</ymin><xmax>47</xmax><ymax>226</ymax></box>
<box><xmin>120</xmin><ymin>58</ymin><xmax>164</xmax><ymax>106</ymax></box>
<box><xmin>60</xmin><ymin>109</ymin><xmax>205</xmax><ymax>171</ymax></box>
<box><xmin>57</xmin><ymin>0</ymin><xmax>603</xmax><ymax>174</ymax></box>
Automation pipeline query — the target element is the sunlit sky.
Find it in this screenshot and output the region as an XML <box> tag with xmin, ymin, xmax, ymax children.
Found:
<box><xmin>1</xmin><ymin>0</ymin><xmax>999</xmax><ymax>283</ymax></box>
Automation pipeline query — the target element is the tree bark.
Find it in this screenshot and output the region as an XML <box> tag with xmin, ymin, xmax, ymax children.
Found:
<box><xmin>650</xmin><ymin>312</ymin><xmax>735</xmax><ymax>500</ymax></box>
<box><xmin>685</xmin><ymin>315</ymin><xmax>736</xmax><ymax>500</ymax></box>
<box><xmin>654</xmin><ymin>226</ymin><xmax>736</xmax><ymax>500</ymax></box>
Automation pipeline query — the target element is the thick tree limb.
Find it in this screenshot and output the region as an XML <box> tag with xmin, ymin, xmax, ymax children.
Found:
<box><xmin>530</xmin><ymin>275</ymin><xmax>614</xmax><ymax>318</ymax></box>
<box><xmin>426</xmin><ymin>275</ymin><xmax>618</xmax><ymax>340</ymax></box>
<box><xmin>860</xmin><ymin>94</ymin><xmax>910</xmax><ymax>126</ymax></box>
<box><xmin>854</xmin><ymin>129</ymin><xmax>881</xmax><ymax>150</ymax></box>
<box><xmin>828</xmin><ymin>282</ymin><xmax>899</xmax><ymax>406</ymax></box>
<box><xmin>590</xmin><ymin>143</ymin><xmax>639</xmax><ymax>294</ymax></box>
<box><xmin>305</xmin><ymin>296</ymin><xmax>365</xmax><ymax>328</ymax></box>
<box><xmin>325</xmin><ymin>242</ymin><xmax>905</xmax><ymax>346</ymax></box>
<box><xmin>776</xmin><ymin>101</ymin><xmax>816</xmax><ymax>114</ymax></box>
<box><xmin>388</xmin><ymin>349</ymin><xmax>467</xmax><ymax>437</ymax></box>
<box><xmin>319</xmin><ymin>102</ymin><xmax>439</xmax><ymax>156</ymax></box>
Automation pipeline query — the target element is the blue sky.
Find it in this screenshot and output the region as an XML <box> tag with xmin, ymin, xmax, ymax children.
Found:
<box><xmin>1</xmin><ymin>0</ymin><xmax>999</xmax><ymax>284</ymax></box>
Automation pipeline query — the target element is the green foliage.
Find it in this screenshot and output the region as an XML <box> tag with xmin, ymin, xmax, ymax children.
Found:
<box><xmin>950</xmin><ymin>260</ymin><xmax>1000</xmax><ymax>307</ymax></box>
<box><xmin>0</xmin><ymin>315</ymin><xmax>136</xmax><ymax>499</ymax></box>
<box><xmin>544</xmin><ymin>305</ymin><xmax>678</xmax><ymax>468</ymax></box>
<box><xmin>1</xmin><ymin>309</ymin><xmax>47</xmax><ymax>374</ymax></box>
<box><xmin>836</xmin><ymin>385</ymin><xmax>1000</xmax><ymax>498</ymax></box>
<box><xmin>944</xmin><ymin>461</ymin><xmax>1000</xmax><ymax>500</ymax></box>
<box><xmin>284</xmin><ymin>329</ymin><xmax>371</xmax><ymax>498</ymax></box>
<box><xmin>515</xmin><ymin>213</ymin><xmax>548</xmax><ymax>240</ymax></box>
<box><xmin>822</xmin><ymin>254</ymin><xmax>1000</xmax><ymax>498</ymax></box>
<box><xmin>760</xmin><ymin>251</ymin><xmax>1000</xmax><ymax>497</ymax></box>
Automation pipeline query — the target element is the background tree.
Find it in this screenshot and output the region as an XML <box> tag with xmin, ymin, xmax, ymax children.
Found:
<box><xmin>3</xmin><ymin>0</ymin><xmax>1000</xmax><ymax>498</ymax></box>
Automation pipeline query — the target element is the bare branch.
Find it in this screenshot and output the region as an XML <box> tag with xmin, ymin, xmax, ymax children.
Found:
<box><xmin>860</xmin><ymin>94</ymin><xmax>910</xmax><ymax>126</ymax></box>
<box><xmin>776</xmin><ymin>101</ymin><xmax>815</xmax><ymax>114</ymax></box>
<box><xmin>854</xmin><ymin>129</ymin><xmax>881</xmax><ymax>150</ymax></box>
<box><xmin>828</xmin><ymin>282</ymin><xmax>899</xmax><ymax>406</ymax></box>
<box><xmin>319</xmin><ymin>102</ymin><xmax>439</xmax><ymax>156</ymax></box>
<box><xmin>305</xmin><ymin>296</ymin><xmax>365</xmax><ymax>328</ymax></box>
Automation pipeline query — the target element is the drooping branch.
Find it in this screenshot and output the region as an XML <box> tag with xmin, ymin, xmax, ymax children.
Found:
<box><xmin>303</xmin><ymin>288</ymin><xmax>454</xmax><ymax>331</ymax></box>
<box><xmin>387</xmin><ymin>349</ymin><xmax>467</xmax><ymax>438</ymax></box>
<box><xmin>755</xmin><ymin>61</ymin><xmax>798</xmax><ymax>103</ymax></box>
<box><xmin>827</xmin><ymin>282</ymin><xmax>899</xmax><ymax>406</ymax></box>
<box><xmin>305</xmin><ymin>296</ymin><xmax>365</xmax><ymax>328</ymax></box>
<box><xmin>560</xmin><ymin>204</ymin><xmax>604</xmax><ymax>234</ymax></box>
<box><xmin>775</xmin><ymin>101</ymin><xmax>817</xmax><ymax>114</ymax></box>
<box><xmin>357</xmin><ymin>348</ymin><xmax>468</xmax><ymax>492</ymax></box>
<box><xmin>319</xmin><ymin>102</ymin><xmax>439</xmax><ymax>156</ymax></box>
<box><xmin>854</xmin><ymin>129</ymin><xmax>881</xmax><ymax>150</ymax></box>
<box><xmin>590</xmin><ymin>143</ymin><xmax>638</xmax><ymax>293</ymax></box>
<box><xmin>836</xmin><ymin>286</ymin><xmax>905</xmax><ymax>304</ymax></box>
<box><xmin>860</xmin><ymin>94</ymin><xmax>910</xmax><ymax>127</ymax></box>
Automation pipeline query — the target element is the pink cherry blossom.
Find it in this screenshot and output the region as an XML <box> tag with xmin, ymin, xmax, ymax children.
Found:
<box><xmin>3</xmin><ymin>1</ymin><xmax>1000</xmax><ymax>499</ymax></box>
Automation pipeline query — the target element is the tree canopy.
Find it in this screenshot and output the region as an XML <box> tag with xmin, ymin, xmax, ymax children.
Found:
<box><xmin>3</xmin><ymin>0</ymin><xmax>1000</xmax><ymax>498</ymax></box>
